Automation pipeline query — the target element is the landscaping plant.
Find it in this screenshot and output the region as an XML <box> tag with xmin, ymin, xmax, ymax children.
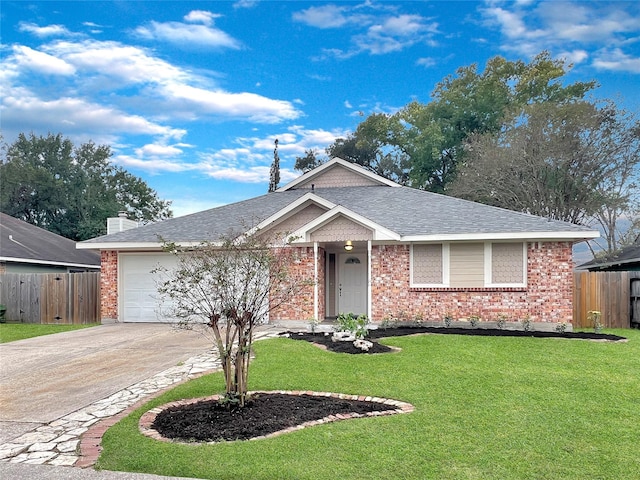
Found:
<box><xmin>154</xmin><ymin>232</ymin><xmax>312</xmax><ymax>407</ymax></box>
<box><xmin>336</xmin><ymin>312</ymin><xmax>369</xmax><ymax>339</ymax></box>
<box><xmin>588</xmin><ymin>310</ymin><xmax>603</xmax><ymax>333</ymax></box>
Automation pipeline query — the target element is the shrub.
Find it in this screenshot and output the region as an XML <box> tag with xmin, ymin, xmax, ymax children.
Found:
<box><xmin>336</xmin><ymin>312</ymin><xmax>369</xmax><ymax>339</ymax></box>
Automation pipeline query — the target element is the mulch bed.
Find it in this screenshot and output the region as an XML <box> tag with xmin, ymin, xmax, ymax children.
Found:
<box><xmin>281</xmin><ymin>326</ymin><xmax>627</xmax><ymax>354</ymax></box>
<box><xmin>151</xmin><ymin>392</ymin><xmax>400</xmax><ymax>443</ymax></box>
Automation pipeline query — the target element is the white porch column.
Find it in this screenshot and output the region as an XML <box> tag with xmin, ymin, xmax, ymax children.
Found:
<box><xmin>367</xmin><ymin>240</ymin><xmax>372</xmax><ymax>321</ymax></box>
<box><xmin>313</xmin><ymin>242</ymin><xmax>319</xmax><ymax>322</ymax></box>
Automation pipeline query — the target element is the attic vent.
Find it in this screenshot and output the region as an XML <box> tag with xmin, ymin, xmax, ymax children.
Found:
<box><xmin>107</xmin><ymin>216</ymin><xmax>138</xmax><ymax>234</ymax></box>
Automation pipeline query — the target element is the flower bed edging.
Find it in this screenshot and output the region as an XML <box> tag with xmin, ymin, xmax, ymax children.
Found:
<box><xmin>139</xmin><ymin>390</ymin><xmax>415</xmax><ymax>444</ymax></box>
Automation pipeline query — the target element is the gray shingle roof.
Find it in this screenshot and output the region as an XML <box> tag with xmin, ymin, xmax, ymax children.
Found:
<box><xmin>317</xmin><ymin>186</ymin><xmax>593</xmax><ymax>236</ymax></box>
<box><xmin>81</xmin><ymin>190</ymin><xmax>308</xmax><ymax>244</ymax></box>
<box><xmin>81</xmin><ymin>184</ymin><xmax>594</xmax><ymax>246</ymax></box>
<box><xmin>0</xmin><ymin>213</ymin><xmax>101</xmax><ymax>267</ymax></box>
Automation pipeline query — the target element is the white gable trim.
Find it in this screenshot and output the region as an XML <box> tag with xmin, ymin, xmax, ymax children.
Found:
<box><xmin>276</xmin><ymin>157</ymin><xmax>400</xmax><ymax>192</ymax></box>
<box><xmin>246</xmin><ymin>193</ymin><xmax>336</xmax><ymax>237</ymax></box>
<box><xmin>290</xmin><ymin>205</ymin><xmax>401</xmax><ymax>242</ymax></box>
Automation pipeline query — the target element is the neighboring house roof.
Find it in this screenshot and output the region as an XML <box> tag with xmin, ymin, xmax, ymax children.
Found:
<box><xmin>79</xmin><ymin>158</ymin><xmax>599</xmax><ymax>250</ymax></box>
<box><xmin>577</xmin><ymin>243</ymin><xmax>640</xmax><ymax>271</ymax></box>
<box><xmin>0</xmin><ymin>213</ymin><xmax>101</xmax><ymax>269</ymax></box>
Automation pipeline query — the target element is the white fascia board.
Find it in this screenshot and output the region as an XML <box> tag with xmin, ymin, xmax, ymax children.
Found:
<box><xmin>247</xmin><ymin>193</ymin><xmax>337</xmax><ymax>236</ymax></box>
<box><xmin>290</xmin><ymin>205</ymin><xmax>401</xmax><ymax>242</ymax></box>
<box><xmin>401</xmin><ymin>230</ymin><xmax>600</xmax><ymax>242</ymax></box>
<box><xmin>76</xmin><ymin>241</ymin><xmax>221</xmax><ymax>251</ymax></box>
<box><xmin>276</xmin><ymin>157</ymin><xmax>400</xmax><ymax>192</ymax></box>
<box><xmin>0</xmin><ymin>256</ymin><xmax>100</xmax><ymax>269</ymax></box>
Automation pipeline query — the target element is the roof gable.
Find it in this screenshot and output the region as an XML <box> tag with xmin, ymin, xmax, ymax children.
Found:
<box><xmin>277</xmin><ymin>157</ymin><xmax>399</xmax><ymax>191</ymax></box>
<box><xmin>291</xmin><ymin>205</ymin><xmax>400</xmax><ymax>243</ymax></box>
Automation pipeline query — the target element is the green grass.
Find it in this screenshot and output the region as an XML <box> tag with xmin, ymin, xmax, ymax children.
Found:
<box><xmin>0</xmin><ymin>322</ymin><xmax>98</xmax><ymax>343</ymax></box>
<box><xmin>98</xmin><ymin>329</ymin><xmax>640</xmax><ymax>480</ymax></box>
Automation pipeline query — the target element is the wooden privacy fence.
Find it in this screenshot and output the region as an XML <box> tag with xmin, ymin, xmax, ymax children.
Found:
<box><xmin>573</xmin><ymin>271</ymin><xmax>640</xmax><ymax>329</ymax></box>
<box><xmin>0</xmin><ymin>272</ymin><xmax>100</xmax><ymax>324</ymax></box>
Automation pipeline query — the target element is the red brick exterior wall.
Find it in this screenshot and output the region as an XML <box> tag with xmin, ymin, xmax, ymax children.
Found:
<box><xmin>270</xmin><ymin>246</ymin><xmax>316</xmax><ymax>322</ymax></box>
<box><xmin>100</xmin><ymin>250</ymin><xmax>118</xmax><ymax>321</ymax></box>
<box><xmin>370</xmin><ymin>242</ymin><xmax>574</xmax><ymax>324</ymax></box>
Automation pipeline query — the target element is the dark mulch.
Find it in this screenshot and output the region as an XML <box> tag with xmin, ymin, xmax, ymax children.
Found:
<box><xmin>281</xmin><ymin>327</ymin><xmax>627</xmax><ymax>354</ymax></box>
<box><xmin>152</xmin><ymin>392</ymin><xmax>397</xmax><ymax>442</ymax></box>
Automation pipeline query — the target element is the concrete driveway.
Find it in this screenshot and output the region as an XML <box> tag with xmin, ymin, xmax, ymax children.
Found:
<box><xmin>0</xmin><ymin>323</ymin><xmax>212</xmax><ymax>444</ymax></box>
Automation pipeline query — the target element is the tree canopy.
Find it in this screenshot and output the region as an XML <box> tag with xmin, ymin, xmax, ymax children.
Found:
<box><xmin>1</xmin><ymin>132</ymin><xmax>172</xmax><ymax>241</ymax></box>
<box><xmin>306</xmin><ymin>52</ymin><xmax>597</xmax><ymax>193</ymax></box>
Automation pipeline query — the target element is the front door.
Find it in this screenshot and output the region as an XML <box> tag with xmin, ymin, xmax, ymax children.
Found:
<box><xmin>338</xmin><ymin>253</ymin><xmax>367</xmax><ymax>315</ymax></box>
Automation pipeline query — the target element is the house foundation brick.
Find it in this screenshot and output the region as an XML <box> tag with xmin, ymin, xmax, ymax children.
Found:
<box><xmin>100</xmin><ymin>250</ymin><xmax>118</xmax><ymax>321</ymax></box>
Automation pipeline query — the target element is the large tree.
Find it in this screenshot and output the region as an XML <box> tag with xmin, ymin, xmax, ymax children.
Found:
<box><xmin>449</xmin><ymin>100</ymin><xmax>640</xmax><ymax>254</ymax></box>
<box><xmin>1</xmin><ymin>133</ymin><xmax>172</xmax><ymax>241</ymax></box>
<box><xmin>325</xmin><ymin>52</ymin><xmax>597</xmax><ymax>192</ymax></box>
<box><xmin>585</xmin><ymin>105</ymin><xmax>640</xmax><ymax>256</ymax></box>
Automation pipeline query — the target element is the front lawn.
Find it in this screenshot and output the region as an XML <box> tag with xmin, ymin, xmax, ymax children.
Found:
<box><xmin>0</xmin><ymin>323</ymin><xmax>98</xmax><ymax>343</ymax></box>
<box><xmin>98</xmin><ymin>329</ymin><xmax>640</xmax><ymax>480</ymax></box>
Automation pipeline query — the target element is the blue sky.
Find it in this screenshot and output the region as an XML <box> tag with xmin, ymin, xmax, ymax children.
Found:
<box><xmin>2</xmin><ymin>1</ymin><xmax>639</xmax><ymax>218</ymax></box>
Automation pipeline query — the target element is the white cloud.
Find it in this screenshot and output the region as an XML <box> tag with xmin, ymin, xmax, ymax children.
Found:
<box><xmin>12</xmin><ymin>46</ymin><xmax>76</xmax><ymax>75</ymax></box>
<box><xmin>28</xmin><ymin>39</ymin><xmax>300</xmax><ymax>123</ymax></box>
<box><xmin>160</xmin><ymin>83</ymin><xmax>301</xmax><ymax>123</ymax></box>
<box><xmin>480</xmin><ymin>1</ymin><xmax>640</xmax><ymax>70</ymax></box>
<box><xmin>114</xmin><ymin>155</ymin><xmax>196</xmax><ymax>173</ymax></box>
<box><xmin>183</xmin><ymin>10</ymin><xmax>220</xmax><ymax>26</ymax></box>
<box><xmin>233</xmin><ymin>0</ymin><xmax>258</xmax><ymax>9</ymax></box>
<box><xmin>292</xmin><ymin>5</ymin><xmax>350</xmax><ymax>28</ymax></box>
<box><xmin>1</xmin><ymin>86</ymin><xmax>185</xmax><ymax>140</ymax></box>
<box><xmin>135</xmin><ymin>20</ymin><xmax>241</xmax><ymax>49</ymax></box>
<box><xmin>135</xmin><ymin>143</ymin><xmax>185</xmax><ymax>158</ymax></box>
<box><xmin>593</xmin><ymin>49</ymin><xmax>640</xmax><ymax>74</ymax></box>
<box><xmin>557</xmin><ymin>50</ymin><xmax>589</xmax><ymax>66</ymax></box>
<box><xmin>18</xmin><ymin>22</ymin><xmax>73</xmax><ymax>37</ymax></box>
<box><xmin>294</xmin><ymin>4</ymin><xmax>438</xmax><ymax>57</ymax></box>
<box><xmin>344</xmin><ymin>100</ymin><xmax>353</xmax><ymax>109</ymax></box>
<box><xmin>416</xmin><ymin>57</ymin><xmax>436</xmax><ymax>68</ymax></box>
<box><xmin>43</xmin><ymin>40</ymin><xmax>190</xmax><ymax>86</ymax></box>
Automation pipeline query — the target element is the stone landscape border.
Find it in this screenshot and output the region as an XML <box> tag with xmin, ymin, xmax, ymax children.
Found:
<box><xmin>139</xmin><ymin>390</ymin><xmax>415</xmax><ymax>444</ymax></box>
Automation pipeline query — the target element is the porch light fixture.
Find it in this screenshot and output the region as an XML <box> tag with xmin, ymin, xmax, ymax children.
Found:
<box><xmin>344</xmin><ymin>240</ymin><xmax>354</xmax><ymax>251</ymax></box>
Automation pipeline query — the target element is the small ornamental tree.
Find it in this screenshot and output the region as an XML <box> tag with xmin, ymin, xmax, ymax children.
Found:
<box><xmin>154</xmin><ymin>231</ymin><xmax>312</xmax><ymax>407</ymax></box>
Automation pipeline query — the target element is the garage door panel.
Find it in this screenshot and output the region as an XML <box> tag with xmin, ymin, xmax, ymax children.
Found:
<box><xmin>120</xmin><ymin>254</ymin><xmax>178</xmax><ymax>322</ymax></box>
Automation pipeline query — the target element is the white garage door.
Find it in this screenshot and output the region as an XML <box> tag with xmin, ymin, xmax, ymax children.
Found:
<box><xmin>120</xmin><ymin>253</ymin><xmax>178</xmax><ymax>322</ymax></box>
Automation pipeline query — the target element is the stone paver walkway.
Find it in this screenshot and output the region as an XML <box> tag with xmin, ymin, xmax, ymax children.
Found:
<box><xmin>0</xmin><ymin>330</ymin><xmax>281</xmax><ymax>468</ymax></box>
